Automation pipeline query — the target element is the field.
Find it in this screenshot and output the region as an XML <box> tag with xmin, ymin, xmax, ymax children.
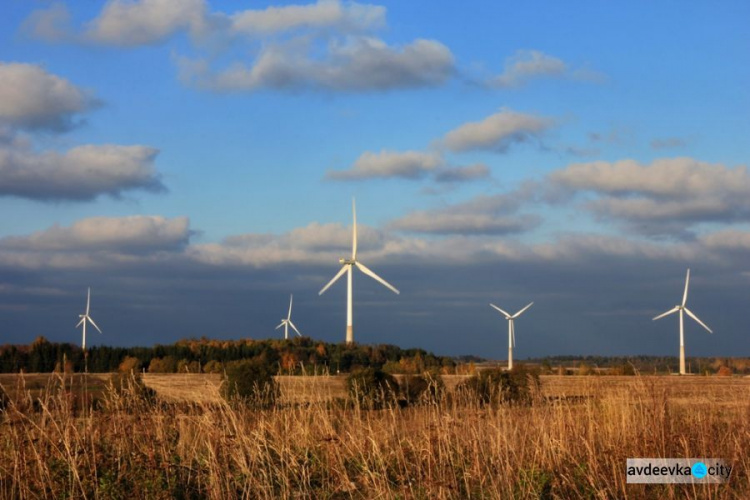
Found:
<box><xmin>1</xmin><ymin>372</ymin><xmax>748</xmax><ymax>498</ymax></box>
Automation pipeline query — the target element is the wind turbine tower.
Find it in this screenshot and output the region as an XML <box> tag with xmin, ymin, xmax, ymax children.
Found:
<box><xmin>653</xmin><ymin>269</ymin><xmax>713</xmax><ymax>375</ymax></box>
<box><xmin>76</xmin><ymin>287</ymin><xmax>102</xmax><ymax>371</ymax></box>
<box><xmin>276</xmin><ymin>294</ymin><xmax>302</xmax><ymax>339</ymax></box>
<box><xmin>490</xmin><ymin>302</ymin><xmax>533</xmax><ymax>370</ymax></box>
<box><xmin>319</xmin><ymin>199</ymin><xmax>399</xmax><ymax>344</ymax></box>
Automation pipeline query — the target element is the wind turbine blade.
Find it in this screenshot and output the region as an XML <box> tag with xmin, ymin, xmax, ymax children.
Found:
<box><xmin>289</xmin><ymin>320</ymin><xmax>302</xmax><ymax>337</ymax></box>
<box><xmin>275</xmin><ymin>321</ymin><xmax>285</xmax><ymax>330</ymax></box>
<box><xmin>354</xmin><ymin>261</ymin><xmax>399</xmax><ymax>294</ymax></box>
<box><xmin>511</xmin><ymin>320</ymin><xmax>516</xmax><ymax>348</ymax></box>
<box><xmin>512</xmin><ymin>302</ymin><xmax>534</xmax><ymax>319</ymax></box>
<box><xmin>76</xmin><ymin>317</ymin><xmax>85</xmax><ymax>328</ymax></box>
<box><xmin>87</xmin><ymin>316</ymin><xmax>102</xmax><ymax>334</ymax></box>
<box><xmin>319</xmin><ymin>265</ymin><xmax>348</xmax><ymax>295</ymax></box>
<box><xmin>682</xmin><ymin>269</ymin><xmax>690</xmax><ymax>307</ymax></box>
<box><xmin>287</xmin><ymin>294</ymin><xmax>293</xmax><ymax>320</ymax></box>
<box><xmin>653</xmin><ymin>306</ymin><xmax>680</xmax><ymax>321</ymax></box>
<box><xmin>489</xmin><ymin>303</ymin><xmax>511</xmax><ymax>319</ymax></box>
<box><xmin>684</xmin><ymin>307</ymin><xmax>713</xmax><ymax>333</ymax></box>
<box><xmin>352</xmin><ymin>198</ymin><xmax>357</xmax><ymax>260</ymax></box>
<box><xmin>86</xmin><ymin>287</ymin><xmax>91</xmax><ymax>315</ymax></box>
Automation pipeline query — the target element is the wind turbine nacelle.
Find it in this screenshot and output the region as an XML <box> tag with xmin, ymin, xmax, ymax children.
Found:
<box><xmin>339</xmin><ymin>258</ymin><xmax>355</xmax><ymax>265</ymax></box>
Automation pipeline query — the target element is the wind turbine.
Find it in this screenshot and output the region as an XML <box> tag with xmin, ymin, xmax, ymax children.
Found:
<box><xmin>319</xmin><ymin>198</ymin><xmax>399</xmax><ymax>344</ymax></box>
<box><xmin>76</xmin><ymin>287</ymin><xmax>102</xmax><ymax>360</ymax></box>
<box><xmin>276</xmin><ymin>294</ymin><xmax>302</xmax><ymax>340</ymax></box>
<box><xmin>653</xmin><ymin>269</ymin><xmax>712</xmax><ymax>375</ymax></box>
<box><xmin>490</xmin><ymin>302</ymin><xmax>533</xmax><ymax>370</ymax></box>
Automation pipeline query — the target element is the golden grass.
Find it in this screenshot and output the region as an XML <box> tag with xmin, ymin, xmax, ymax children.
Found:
<box><xmin>1</xmin><ymin>373</ymin><xmax>748</xmax><ymax>499</ymax></box>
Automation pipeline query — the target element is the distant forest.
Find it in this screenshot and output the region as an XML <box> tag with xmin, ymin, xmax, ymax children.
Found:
<box><xmin>0</xmin><ymin>337</ymin><xmax>747</xmax><ymax>375</ymax></box>
<box><xmin>0</xmin><ymin>336</ymin><xmax>457</xmax><ymax>374</ymax></box>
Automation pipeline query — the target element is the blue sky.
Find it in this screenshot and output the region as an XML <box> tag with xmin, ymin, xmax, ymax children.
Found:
<box><xmin>1</xmin><ymin>0</ymin><xmax>749</xmax><ymax>359</ymax></box>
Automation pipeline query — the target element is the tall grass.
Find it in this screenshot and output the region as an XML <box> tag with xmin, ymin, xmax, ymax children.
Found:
<box><xmin>0</xmin><ymin>373</ymin><xmax>748</xmax><ymax>499</ymax></box>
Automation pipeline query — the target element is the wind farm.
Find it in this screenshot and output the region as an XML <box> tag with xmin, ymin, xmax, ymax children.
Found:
<box><xmin>1</xmin><ymin>0</ymin><xmax>749</xmax><ymax>497</ymax></box>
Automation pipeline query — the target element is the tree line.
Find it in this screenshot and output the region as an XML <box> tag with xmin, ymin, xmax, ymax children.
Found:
<box><xmin>0</xmin><ymin>336</ymin><xmax>457</xmax><ymax>374</ymax></box>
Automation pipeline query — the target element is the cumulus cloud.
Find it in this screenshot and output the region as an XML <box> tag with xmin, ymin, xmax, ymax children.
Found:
<box><xmin>0</xmin><ymin>216</ymin><xmax>190</xmax><ymax>252</ymax></box>
<box><xmin>441</xmin><ymin>109</ymin><xmax>554</xmax><ymax>153</ymax></box>
<box><xmin>491</xmin><ymin>50</ymin><xmax>566</xmax><ymax>88</ymax></box>
<box><xmin>21</xmin><ymin>3</ymin><xmax>73</xmax><ymax>43</ymax></box>
<box><xmin>390</xmin><ymin>211</ymin><xmax>539</xmax><ymax>236</ymax></box>
<box><xmin>25</xmin><ymin>1</ymin><xmax>454</xmax><ymax>93</ymax></box>
<box><xmin>0</xmin><ymin>62</ymin><xmax>99</xmax><ymax>132</ymax></box>
<box><xmin>27</xmin><ymin>0</ymin><xmax>387</xmax><ymax>46</ymax></box>
<box><xmin>326</xmin><ymin>149</ymin><xmax>490</xmax><ymax>183</ymax></box>
<box><xmin>0</xmin><ymin>143</ymin><xmax>165</xmax><ymax>201</ymax></box>
<box><xmin>84</xmin><ymin>0</ymin><xmax>211</xmax><ymax>46</ymax></box>
<box><xmin>490</xmin><ymin>50</ymin><xmax>604</xmax><ymax>88</ymax></box>
<box><xmin>389</xmin><ymin>193</ymin><xmax>539</xmax><ymax>236</ymax></box>
<box><xmin>326</xmin><ymin>150</ymin><xmax>442</xmax><ymax>180</ymax></box>
<box><xmin>230</xmin><ymin>0</ymin><xmax>386</xmax><ymax>36</ymax></box>
<box><xmin>189</xmin><ymin>221</ymin><xmax>407</xmax><ymax>267</ymax></box>
<box><xmin>183</xmin><ymin>37</ymin><xmax>454</xmax><ymax>92</ymax></box>
<box><xmin>0</xmin><ymin>215</ymin><xmax>191</xmax><ymax>270</ymax></box>
<box><xmin>548</xmin><ymin>157</ymin><xmax>750</xmax><ymax>236</ymax></box>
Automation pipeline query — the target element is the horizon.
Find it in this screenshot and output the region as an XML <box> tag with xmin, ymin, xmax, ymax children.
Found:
<box><xmin>1</xmin><ymin>1</ymin><xmax>749</xmax><ymax>358</ymax></box>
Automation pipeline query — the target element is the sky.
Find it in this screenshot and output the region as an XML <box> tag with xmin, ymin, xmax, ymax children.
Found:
<box><xmin>1</xmin><ymin>0</ymin><xmax>749</xmax><ymax>359</ymax></box>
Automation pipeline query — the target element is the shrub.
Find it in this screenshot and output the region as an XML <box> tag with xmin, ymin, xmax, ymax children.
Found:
<box><xmin>460</xmin><ymin>365</ymin><xmax>539</xmax><ymax>405</ymax></box>
<box><xmin>118</xmin><ymin>356</ymin><xmax>141</xmax><ymax>373</ymax></box>
<box><xmin>221</xmin><ymin>358</ymin><xmax>278</xmax><ymax>406</ymax></box>
<box><xmin>717</xmin><ymin>365</ymin><xmax>733</xmax><ymax>377</ymax></box>
<box><xmin>401</xmin><ymin>371</ymin><xmax>444</xmax><ymax>405</ymax></box>
<box><xmin>347</xmin><ymin>368</ymin><xmax>399</xmax><ymax>409</ymax></box>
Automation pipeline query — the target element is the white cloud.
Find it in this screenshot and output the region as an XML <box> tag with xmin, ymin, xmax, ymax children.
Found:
<box><xmin>0</xmin><ymin>62</ymin><xmax>99</xmax><ymax>132</ymax></box>
<box><xmin>490</xmin><ymin>49</ymin><xmax>604</xmax><ymax>88</ymax></box>
<box><xmin>326</xmin><ymin>149</ymin><xmax>490</xmax><ymax>183</ymax></box>
<box><xmin>326</xmin><ymin>150</ymin><xmax>442</xmax><ymax>180</ymax></box>
<box><xmin>548</xmin><ymin>157</ymin><xmax>750</xmax><ymax>235</ymax></box>
<box><xmin>389</xmin><ymin>193</ymin><xmax>539</xmax><ymax>235</ymax></box>
<box><xmin>550</xmin><ymin>158</ymin><xmax>750</xmax><ymax>199</ymax></box>
<box><xmin>186</xmin><ymin>37</ymin><xmax>454</xmax><ymax>91</ymax></box>
<box><xmin>0</xmin><ymin>216</ymin><xmax>190</xmax><ymax>252</ymax></box>
<box><xmin>390</xmin><ymin>211</ymin><xmax>539</xmax><ymax>235</ymax></box>
<box><xmin>441</xmin><ymin>109</ymin><xmax>554</xmax><ymax>153</ymax></box>
<box><xmin>84</xmin><ymin>0</ymin><xmax>210</xmax><ymax>46</ymax></box>
<box><xmin>0</xmin><ymin>143</ymin><xmax>165</xmax><ymax>201</ymax></box>
<box><xmin>490</xmin><ymin>50</ymin><xmax>566</xmax><ymax>88</ymax></box>
<box><xmin>230</xmin><ymin>0</ymin><xmax>385</xmax><ymax>36</ymax></box>
<box><xmin>21</xmin><ymin>3</ymin><xmax>73</xmax><ymax>43</ymax></box>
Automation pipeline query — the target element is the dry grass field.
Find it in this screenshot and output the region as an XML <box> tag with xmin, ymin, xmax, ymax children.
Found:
<box><xmin>1</xmin><ymin>372</ymin><xmax>748</xmax><ymax>498</ymax></box>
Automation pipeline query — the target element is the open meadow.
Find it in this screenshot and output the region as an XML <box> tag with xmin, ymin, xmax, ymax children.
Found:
<box><xmin>0</xmin><ymin>372</ymin><xmax>748</xmax><ymax>499</ymax></box>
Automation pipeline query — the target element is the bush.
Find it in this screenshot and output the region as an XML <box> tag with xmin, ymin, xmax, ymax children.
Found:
<box><xmin>221</xmin><ymin>358</ymin><xmax>278</xmax><ymax>406</ymax></box>
<box><xmin>347</xmin><ymin>368</ymin><xmax>399</xmax><ymax>409</ymax></box>
<box><xmin>401</xmin><ymin>371</ymin><xmax>444</xmax><ymax>405</ymax></box>
<box><xmin>460</xmin><ymin>365</ymin><xmax>539</xmax><ymax>405</ymax></box>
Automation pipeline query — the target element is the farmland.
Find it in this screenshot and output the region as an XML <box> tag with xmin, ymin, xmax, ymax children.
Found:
<box><xmin>0</xmin><ymin>372</ymin><xmax>748</xmax><ymax>498</ymax></box>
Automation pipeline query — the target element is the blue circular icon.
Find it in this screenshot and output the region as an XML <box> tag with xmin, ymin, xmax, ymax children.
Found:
<box><xmin>692</xmin><ymin>462</ymin><xmax>707</xmax><ymax>479</ymax></box>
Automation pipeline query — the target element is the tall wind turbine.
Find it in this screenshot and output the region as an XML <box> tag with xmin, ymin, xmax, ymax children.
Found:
<box><xmin>319</xmin><ymin>198</ymin><xmax>399</xmax><ymax>344</ymax></box>
<box><xmin>653</xmin><ymin>269</ymin><xmax>712</xmax><ymax>375</ymax></box>
<box><xmin>276</xmin><ymin>294</ymin><xmax>302</xmax><ymax>340</ymax></box>
<box><xmin>76</xmin><ymin>287</ymin><xmax>102</xmax><ymax>352</ymax></box>
<box><xmin>490</xmin><ymin>302</ymin><xmax>533</xmax><ymax>370</ymax></box>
